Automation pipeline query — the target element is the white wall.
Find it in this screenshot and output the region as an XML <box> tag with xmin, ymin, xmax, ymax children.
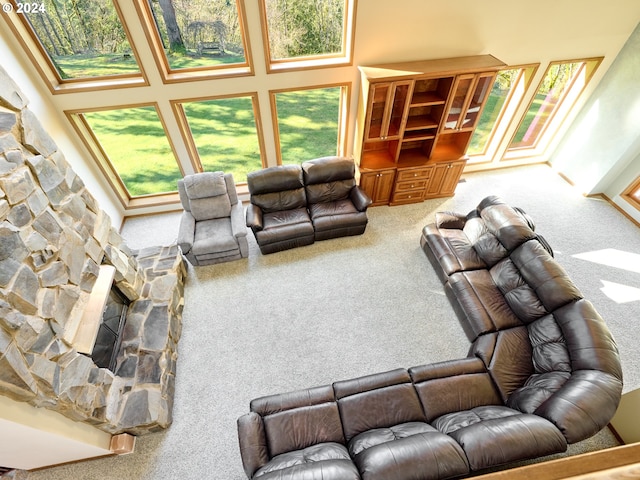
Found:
<box><xmin>550</xmin><ymin>21</ymin><xmax>640</xmax><ymax>224</ymax></box>
<box><xmin>0</xmin><ymin>394</ymin><xmax>113</xmax><ymax>470</ymax></box>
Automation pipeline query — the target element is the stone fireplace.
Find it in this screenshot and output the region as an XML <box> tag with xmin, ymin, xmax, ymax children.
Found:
<box><xmin>0</xmin><ymin>66</ymin><xmax>186</xmax><ymax>435</ymax></box>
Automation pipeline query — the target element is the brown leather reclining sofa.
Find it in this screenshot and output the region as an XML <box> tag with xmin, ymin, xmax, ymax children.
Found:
<box><xmin>237</xmin><ymin>195</ymin><xmax>622</xmax><ymax>480</ymax></box>
<box><xmin>245</xmin><ymin>156</ymin><xmax>372</xmax><ymax>254</ymax></box>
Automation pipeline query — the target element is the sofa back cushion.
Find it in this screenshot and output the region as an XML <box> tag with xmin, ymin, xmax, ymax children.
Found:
<box><xmin>179</xmin><ymin>171</ymin><xmax>233</xmax><ymax>221</ymax></box>
<box><xmin>510</xmin><ymin>241</ymin><xmax>583</xmax><ymax>313</ymax></box>
<box><xmin>247</xmin><ymin>164</ymin><xmax>307</xmax><ymax>213</ymax></box>
<box><xmin>554</xmin><ymin>299</ymin><xmax>622</xmax><ymax>378</ymax></box>
<box><xmin>463</xmin><ymin>212</ymin><xmax>507</xmax><ymax>268</ymax></box>
<box><xmin>410</xmin><ymin>358</ymin><xmax>503</xmax><ymax>422</ymax></box>
<box><xmin>478</xmin><ymin>197</ymin><xmax>538</xmax><ymax>253</ymax></box>
<box><xmin>250</xmin><ymin>385</ymin><xmax>346</xmax><ymax>457</ymax></box>
<box><xmin>471</xmin><ymin>327</ymin><xmax>534</xmax><ymax>403</ymax></box>
<box><xmin>490</xmin><ymin>255</ymin><xmax>548</xmax><ymax>324</ymax></box>
<box><xmin>333</xmin><ymin>368</ymin><xmax>425</xmax><ymax>441</ymax></box>
<box><xmin>302</xmin><ymin>156</ymin><xmax>355</xmax><ymax>204</ymax></box>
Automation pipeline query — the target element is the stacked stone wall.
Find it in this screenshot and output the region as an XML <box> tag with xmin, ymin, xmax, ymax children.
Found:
<box><xmin>0</xmin><ymin>66</ymin><xmax>185</xmax><ymax>434</ymax></box>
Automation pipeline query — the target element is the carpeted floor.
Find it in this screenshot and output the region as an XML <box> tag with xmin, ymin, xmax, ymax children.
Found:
<box><xmin>13</xmin><ymin>164</ymin><xmax>640</xmax><ymax>479</ymax></box>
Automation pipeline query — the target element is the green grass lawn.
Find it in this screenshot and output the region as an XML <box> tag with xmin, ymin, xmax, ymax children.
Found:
<box><xmin>275</xmin><ymin>87</ymin><xmax>341</xmax><ymax>163</ymax></box>
<box><xmin>182</xmin><ymin>97</ymin><xmax>263</xmax><ymax>184</ymax></box>
<box><xmin>84</xmin><ymin>107</ymin><xmax>183</xmax><ymax>197</ymax></box>
<box><xmin>54</xmin><ymin>51</ymin><xmax>246</xmax><ymax>78</ymax></box>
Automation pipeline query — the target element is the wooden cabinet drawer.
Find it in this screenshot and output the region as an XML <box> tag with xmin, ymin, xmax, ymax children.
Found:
<box><xmin>391</xmin><ymin>190</ymin><xmax>424</xmax><ymax>204</ymax></box>
<box><xmin>395</xmin><ymin>179</ymin><xmax>427</xmax><ymax>192</ymax></box>
<box><xmin>396</xmin><ymin>167</ymin><xmax>432</xmax><ymax>182</ymax></box>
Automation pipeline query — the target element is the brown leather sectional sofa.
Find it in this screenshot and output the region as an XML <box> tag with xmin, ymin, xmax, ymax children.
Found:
<box><xmin>237</xmin><ymin>195</ymin><xmax>623</xmax><ymax>480</ymax></box>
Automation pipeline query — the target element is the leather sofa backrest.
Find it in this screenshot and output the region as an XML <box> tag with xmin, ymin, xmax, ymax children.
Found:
<box><xmin>410</xmin><ymin>358</ymin><xmax>503</xmax><ymax>422</ymax></box>
<box><xmin>178</xmin><ymin>171</ymin><xmax>235</xmax><ymax>221</ymax></box>
<box><xmin>510</xmin><ymin>241</ymin><xmax>583</xmax><ymax>313</ymax></box>
<box><xmin>302</xmin><ymin>156</ymin><xmax>356</xmax><ymax>205</ymax></box>
<box><xmin>250</xmin><ymin>384</ymin><xmax>346</xmax><ymax>457</ymax></box>
<box><xmin>471</xmin><ymin>327</ymin><xmax>534</xmax><ymax>403</ymax></box>
<box><xmin>553</xmin><ymin>299</ymin><xmax>622</xmax><ymax>379</ymax></box>
<box><xmin>333</xmin><ymin>368</ymin><xmax>426</xmax><ymax>442</ymax></box>
<box><xmin>477</xmin><ymin>197</ymin><xmax>538</xmax><ymax>253</ymax></box>
<box><xmin>247</xmin><ymin>164</ymin><xmax>307</xmax><ymax>213</ymax></box>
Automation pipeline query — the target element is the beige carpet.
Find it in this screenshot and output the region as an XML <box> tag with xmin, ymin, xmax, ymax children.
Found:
<box><xmin>13</xmin><ymin>164</ymin><xmax>640</xmax><ymax>480</ymax></box>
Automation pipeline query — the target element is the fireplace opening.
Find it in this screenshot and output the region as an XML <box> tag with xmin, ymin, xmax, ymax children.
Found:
<box><xmin>91</xmin><ymin>284</ymin><xmax>129</xmax><ymax>371</ymax></box>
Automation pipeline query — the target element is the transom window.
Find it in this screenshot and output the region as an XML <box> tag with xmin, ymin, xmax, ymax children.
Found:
<box><xmin>135</xmin><ymin>0</ymin><xmax>252</xmax><ymax>81</ymax></box>
<box><xmin>10</xmin><ymin>0</ymin><xmax>145</xmax><ymax>90</ymax></box>
<box><xmin>259</xmin><ymin>0</ymin><xmax>356</xmax><ymax>72</ymax></box>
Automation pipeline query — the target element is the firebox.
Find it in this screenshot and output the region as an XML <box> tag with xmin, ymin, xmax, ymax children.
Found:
<box><xmin>91</xmin><ymin>285</ymin><xmax>129</xmax><ymax>371</ymax></box>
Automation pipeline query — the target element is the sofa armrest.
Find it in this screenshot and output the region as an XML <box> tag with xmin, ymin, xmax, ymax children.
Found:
<box><xmin>230</xmin><ymin>201</ymin><xmax>247</xmax><ymax>238</ymax></box>
<box><xmin>409</xmin><ymin>358</ymin><xmax>503</xmax><ymax>421</ymax></box>
<box><xmin>177</xmin><ymin>211</ymin><xmax>195</xmax><ymax>255</ymax></box>
<box><xmin>350</xmin><ymin>186</ymin><xmax>372</xmax><ymax>212</ymax></box>
<box><xmin>533</xmin><ymin>370</ymin><xmax>622</xmax><ymax>444</ymax></box>
<box><xmin>435</xmin><ymin>211</ymin><xmax>467</xmax><ymax>229</ymax></box>
<box><xmin>245</xmin><ymin>204</ymin><xmax>263</xmax><ymax>232</ymax></box>
<box><xmin>237</xmin><ymin>412</ymin><xmax>270</xmax><ymax>479</ymax></box>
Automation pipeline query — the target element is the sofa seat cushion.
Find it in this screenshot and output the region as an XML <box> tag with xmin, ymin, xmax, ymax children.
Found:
<box><xmin>192</xmin><ymin>218</ymin><xmax>238</xmax><ymax>256</ymax></box>
<box><xmin>256</xmin><ymin>208</ymin><xmax>314</xmax><ymax>245</ymax></box>
<box><xmin>309</xmin><ymin>200</ymin><xmax>367</xmax><ymax>231</ymax></box>
<box><xmin>253</xmin><ymin>442</ymin><xmax>360</xmax><ymax>480</ymax></box>
<box><xmin>349</xmin><ymin>422</ymin><xmax>469</xmax><ymax>480</ymax></box>
<box><xmin>433</xmin><ymin>406</ymin><xmax>567</xmax><ymax>471</ymax></box>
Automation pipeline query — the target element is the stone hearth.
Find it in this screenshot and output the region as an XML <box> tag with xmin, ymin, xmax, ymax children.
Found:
<box><xmin>0</xmin><ymin>66</ymin><xmax>186</xmax><ymax>435</ymax></box>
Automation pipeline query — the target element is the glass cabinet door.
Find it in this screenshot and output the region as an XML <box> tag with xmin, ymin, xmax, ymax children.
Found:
<box><xmin>443</xmin><ymin>74</ymin><xmax>474</xmax><ymax>131</ymax></box>
<box><xmin>443</xmin><ymin>73</ymin><xmax>496</xmax><ymax>132</ymax></box>
<box><xmin>365</xmin><ymin>81</ymin><xmax>411</xmax><ymax>141</ymax></box>
<box><xmin>386</xmin><ymin>81</ymin><xmax>411</xmax><ymax>138</ymax></box>
<box><xmin>366</xmin><ymin>83</ymin><xmax>391</xmax><ymax>141</ymax></box>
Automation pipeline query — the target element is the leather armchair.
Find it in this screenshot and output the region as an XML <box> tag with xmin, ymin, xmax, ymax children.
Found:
<box><xmin>302</xmin><ymin>156</ymin><xmax>372</xmax><ymax>241</ymax></box>
<box><xmin>177</xmin><ymin>171</ymin><xmax>248</xmax><ymax>266</ymax></box>
<box><xmin>246</xmin><ymin>164</ymin><xmax>315</xmax><ymax>255</ymax></box>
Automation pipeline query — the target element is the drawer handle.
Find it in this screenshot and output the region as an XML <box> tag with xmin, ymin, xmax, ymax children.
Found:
<box><xmin>413</xmin><ymin>173</ymin><xmax>418</xmax><ymax>177</ymax></box>
<box><xmin>410</xmin><ymin>184</ymin><xmax>414</xmax><ymax>188</ymax></box>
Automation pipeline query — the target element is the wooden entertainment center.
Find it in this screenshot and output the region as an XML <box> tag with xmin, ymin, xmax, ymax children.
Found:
<box><xmin>354</xmin><ymin>55</ymin><xmax>507</xmax><ymax>206</ymax></box>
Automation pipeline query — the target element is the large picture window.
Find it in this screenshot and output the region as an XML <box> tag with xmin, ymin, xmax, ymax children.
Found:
<box><xmin>271</xmin><ymin>85</ymin><xmax>349</xmax><ymax>163</ymax></box>
<box><xmin>174</xmin><ymin>95</ymin><xmax>265</xmax><ymax>183</ymax></box>
<box><xmin>68</xmin><ymin>105</ymin><xmax>183</xmax><ymax>203</ymax></box>
<box><xmin>259</xmin><ymin>0</ymin><xmax>356</xmax><ymax>72</ymax></box>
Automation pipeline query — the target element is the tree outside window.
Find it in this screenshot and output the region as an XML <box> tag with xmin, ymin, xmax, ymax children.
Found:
<box><xmin>146</xmin><ymin>0</ymin><xmax>248</xmax><ymax>70</ymax></box>
<box><xmin>20</xmin><ymin>0</ymin><xmax>140</xmax><ymax>79</ymax></box>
